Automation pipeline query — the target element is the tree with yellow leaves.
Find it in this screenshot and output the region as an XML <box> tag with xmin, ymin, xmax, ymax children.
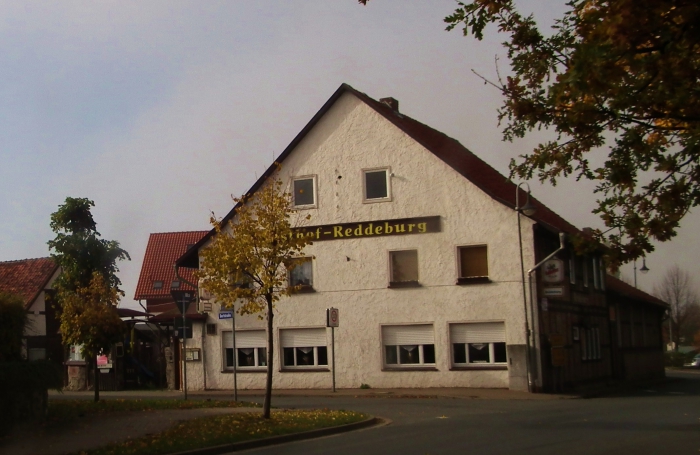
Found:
<box><xmin>59</xmin><ymin>272</ymin><xmax>124</xmax><ymax>402</ymax></box>
<box><xmin>199</xmin><ymin>179</ymin><xmax>312</xmax><ymax>419</ymax></box>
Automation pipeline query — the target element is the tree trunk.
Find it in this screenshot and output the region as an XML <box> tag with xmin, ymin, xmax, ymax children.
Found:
<box><xmin>263</xmin><ymin>294</ymin><xmax>274</xmax><ymax>419</ymax></box>
<box><xmin>94</xmin><ymin>355</ymin><xmax>100</xmax><ymax>402</ymax></box>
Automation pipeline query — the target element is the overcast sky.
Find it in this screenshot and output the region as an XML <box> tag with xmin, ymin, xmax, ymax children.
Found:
<box><xmin>2</xmin><ymin>1</ymin><xmax>697</xmax><ymax>309</ymax></box>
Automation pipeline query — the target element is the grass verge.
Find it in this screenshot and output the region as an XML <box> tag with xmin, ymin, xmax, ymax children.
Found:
<box><xmin>68</xmin><ymin>409</ymin><xmax>367</xmax><ymax>455</ymax></box>
<box><xmin>49</xmin><ymin>399</ymin><xmax>259</xmax><ymax>422</ymax></box>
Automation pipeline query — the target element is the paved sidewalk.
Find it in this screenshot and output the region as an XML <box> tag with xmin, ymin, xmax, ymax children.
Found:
<box><xmin>2</xmin><ymin>387</ymin><xmax>573</xmax><ymax>455</ymax></box>
<box><xmin>50</xmin><ymin>386</ymin><xmax>575</xmax><ymax>401</ymax></box>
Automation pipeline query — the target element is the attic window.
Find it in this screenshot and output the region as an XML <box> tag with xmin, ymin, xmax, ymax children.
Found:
<box><xmin>186</xmin><ymin>244</ymin><xmax>195</xmax><ymax>250</ymax></box>
<box><xmin>153</xmin><ymin>281</ymin><xmax>163</xmax><ymax>290</ymax></box>
<box><xmin>171</xmin><ymin>281</ymin><xmax>181</xmax><ymax>289</ymax></box>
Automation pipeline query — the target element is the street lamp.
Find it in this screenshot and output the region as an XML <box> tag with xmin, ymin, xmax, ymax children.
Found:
<box><xmin>516</xmin><ymin>182</ymin><xmax>536</xmax><ymax>392</ymax></box>
<box><xmin>633</xmin><ymin>257</ymin><xmax>650</xmax><ymax>288</ymax></box>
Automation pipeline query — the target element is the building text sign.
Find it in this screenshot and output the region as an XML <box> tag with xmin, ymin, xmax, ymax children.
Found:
<box><xmin>294</xmin><ymin>216</ymin><xmax>440</xmax><ymax>242</ymax></box>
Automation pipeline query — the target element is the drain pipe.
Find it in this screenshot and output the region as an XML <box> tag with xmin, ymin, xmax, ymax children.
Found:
<box><xmin>174</xmin><ymin>265</ymin><xmax>207</xmax><ymax>391</ymax></box>
<box><xmin>526</xmin><ymin>232</ymin><xmax>566</xmax><ymax>391</ymax></box>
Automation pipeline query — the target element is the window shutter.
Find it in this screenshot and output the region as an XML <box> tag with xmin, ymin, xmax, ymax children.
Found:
<box><xmin>280</xmin><ymin>328</ymin><xmax>327</xmax><ymax>347</ymax></box>
<box><xmin>382</xmin><ymin>325</ymin><xmax>434</xmax><ymax>345</ymax></box>
<box><xmin>460</xmin><ymin>246</ymin><xmax>488</xmax><ymax>277</ymax></box>
<box><xmin>450</xmin><ymin>322</ymin><xmax>505</xmax><ymax>344</ymax></box>
<box><xmin>236</xmin><ymin>330</ymin><xmax>266</xmax><ymax>348</ymax></box>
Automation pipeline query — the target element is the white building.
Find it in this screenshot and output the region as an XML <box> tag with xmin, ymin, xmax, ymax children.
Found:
<box><xmin>170</xmin><ymin>84</ymin><xmax>665</xmax><ymax>393</ymax></box>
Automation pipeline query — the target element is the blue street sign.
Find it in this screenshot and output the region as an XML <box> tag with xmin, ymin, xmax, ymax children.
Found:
<box><xmin>218</xmin><ymin>311</ymin><xmax>233</xmax><ymax>320</ymax></box>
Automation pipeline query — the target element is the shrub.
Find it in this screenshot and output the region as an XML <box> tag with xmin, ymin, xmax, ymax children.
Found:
<box><xmin>0</xmin><ymin>292</ymin><xmax>27</xmax><ymax>362</ymax></box>
<box><xmin>0</xmin><ymin>361</ymin><xmax>63</xmax><ymax>435</ymax></box>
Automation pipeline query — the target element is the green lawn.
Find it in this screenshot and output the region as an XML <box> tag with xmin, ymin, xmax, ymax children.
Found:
<box><xmin>67</xmin><ymin>409</ymin><xmax>368</xmax><ymax>455</ymax></box>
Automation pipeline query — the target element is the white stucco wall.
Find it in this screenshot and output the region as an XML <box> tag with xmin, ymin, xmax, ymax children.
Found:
<box><xmin>196</xmin><ymin>93</ymin><xmax>537</xmax><ymax>391</ymax></box>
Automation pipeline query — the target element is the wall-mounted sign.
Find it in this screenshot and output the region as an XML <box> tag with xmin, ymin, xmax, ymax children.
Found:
<box><xmin>294</xmin><ymin>216</ymin><xmax>441</xmax><ymax>242</ymax></box>
<box><xmin>542</xmin><ymin>259</ymin><xmax>565</xmax><ymax>283</ymax></box>
<box><xmin>185</xmin><ymin>348</ymin><xmax>201</xmax><ymax>361</ymax></box>
<box><xmin>543</xmin><ymin>287</ymin><xmax>565</xmax><ymax>297</ymax></box>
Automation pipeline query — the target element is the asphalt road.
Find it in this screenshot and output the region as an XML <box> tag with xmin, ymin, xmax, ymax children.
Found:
<box><xmin>236</xmin><ymin>370</ymin><xmax>700</xmax><ymax>455</ymax></box>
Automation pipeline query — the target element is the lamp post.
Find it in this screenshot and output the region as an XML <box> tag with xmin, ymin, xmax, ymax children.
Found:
<box><xmin>516</xmin><ymin>182</ymin><xmax>536</xmax><ymax>392</ymax></box>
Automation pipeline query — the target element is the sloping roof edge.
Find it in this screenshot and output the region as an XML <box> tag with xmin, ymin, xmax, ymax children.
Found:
<box><xmin>177</xmin><ymin>83</ymin><xmax>581</xmax><ymax>267</ymax></box>
<box><xmin>606</xmin><ymin>275</ymin><xmax>667</xmax><ymax>308</ymax></box>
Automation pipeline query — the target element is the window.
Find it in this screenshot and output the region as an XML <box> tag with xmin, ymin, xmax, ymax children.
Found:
<box><xmin>292</xmin><ymin>176</ymin><xmax>316</xmax><ymax>208</ymax></box>
<box><xmin>569</xmin><ymin>258</ymin><xmax>576</xmax><ymax>285</ymax></box>
<box><xmin>153</xmin><ymin>280</ymin><xmax>163</xmax><ymax>290</ymax></box>
<box><xmin>363</xmin><ymin>168</ymin><xmax>391</xmax><ymax>202</ymax></box>
<box><xmin>389</xmin><ymin>250</ymin><xmax>419</xmax><ymax>287</ymax></box>
<box><xmin>382</xmin><ymin>325</ymin><xmax>435</xmax><ymax>367</ymax></box>
<box><xmin>280</xmin><ymin>328</ymin><xmax>328</xmax><ymax>369</ymax></box>
<box><xmin>592</xmin><ymin>257</ymin><xmax>600</xmax><ymax>289</ymax></box>
<box><xmin>457</xmin><ymin>245</ymin><xmax>489</xmax><ymax>284</ymax></box>
<box><xmin>171</xmin><ymin>280</ymin><xmax>181</xmax><ymax>289</ymax></box>
<box><xmin>206</xmin><ymin>323</ymin><xmax>217</xmax><ymax>335</ymax></box>
<box><xmin>69</xmin><ymin>344</ymin><xmax>84</xmax><ymax>362</ymax></box>
<box><xmin>223</xmin><ymin>330</ymin><xmax>267</xmax><ymax>369</ymax></box>
<box><xmin>450</xmin><ymin>322</ymin><xmax>507</xmax><ymax>366</ymax></box>
<box><xmin>581</xmin><ymin>327</ymin><xmax>601</xmax><ymax>361</ymax></box>
<box><xmin>288</xmin><ymin>257</ymin><xmax>313</xmax><ymax>289</ymax></box>
<box><xmin>599</xmin><ymin>258</ymin><xmax>606</xmax><ymax>291</ymax></box>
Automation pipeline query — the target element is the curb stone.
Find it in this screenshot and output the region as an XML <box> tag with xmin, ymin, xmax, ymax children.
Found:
<box><xmin>162</xmin><ymin>416</ymin><xmax>383</xmax><ymax>455</ymax></box>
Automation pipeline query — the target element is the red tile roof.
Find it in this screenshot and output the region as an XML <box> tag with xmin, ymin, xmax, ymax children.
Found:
<box><xmin>0</xmin><ymin>258</ymin><xmax>59</xmax><ymax>309</ymax></box>
<box><xmin>134</xmin><ymin>231</ymin><xmax>208</xmax><ymax>301</ymax></box>
<box><xmin>606</xmin><ymin>275</ymin><xmax>667</xmax><ymax>308</ymax></box>
<box><xmin>177</xmin><ymin>83</ymin><xmax>581</xmax><ymax>268</ymax></box>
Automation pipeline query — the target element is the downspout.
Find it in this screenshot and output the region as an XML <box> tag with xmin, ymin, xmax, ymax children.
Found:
<box><xmin>174</xmin><ymin>265</ymin><xmax>207</xmax><ymax>391</ymax></box>
<box><xmin>527</xmin><ymin>232</ymin><xmax>566</xmax><ymax>391</ymax></box>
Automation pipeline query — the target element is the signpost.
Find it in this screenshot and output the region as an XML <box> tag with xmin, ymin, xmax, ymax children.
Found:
<box><xmin>326</xmin><ymin>308</ymin><xmax>339</xmax><ymax>392</ymax></box>
<box><xmin>171</xmin><ymin>290</ymin><xmax>194</xmax><ymax>400</ymax></box>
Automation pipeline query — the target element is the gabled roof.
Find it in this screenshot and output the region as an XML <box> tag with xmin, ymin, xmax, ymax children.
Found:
<box><xmin>0</xmin><ymin>258</ymin><xmax>59</xmax><ymax>309</ymax></box>
<box><xmin>177</xmin><ymin>83</ymin><xmax>581</xmax><ymax>268</ymax></box>
<box><xmin>606</xmin><ymin>275</ymin><xmax>667</xmax><ymax>308</ymax></box>
<box><xmin>134</xmin><ymin>231</ymin><xmax>208</xmax><ymax>300</ymax></box>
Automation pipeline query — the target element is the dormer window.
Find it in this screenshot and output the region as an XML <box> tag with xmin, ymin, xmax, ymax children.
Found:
<box><xmin>171</xmin><ymin>280</ymin><xmax>181</xmax><ymax>289</ymax></box>
<box><xmin>153</xmin><ymin>281</ymin><xmax>163</xmax><ymax>290</ymax></box>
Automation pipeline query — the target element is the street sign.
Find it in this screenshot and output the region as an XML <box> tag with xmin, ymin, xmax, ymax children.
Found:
<box><xmin>174</xmin><ymin>318</ymin><xmax>193</xmax><ymax>339</ymax></box>
<box><xmin>171</xmin><ymin>290</ymin><xmax>194</xmax><ymax>314</ymax></box>
<box><xmin>327</xmin><ymin>307</ymin><xmax>339</xmax><ymax>327</ymax></box>
<box><xmin>219</xmin><ymin>311</ymin><xmax>233</xmax><ymax>320</ymax></box>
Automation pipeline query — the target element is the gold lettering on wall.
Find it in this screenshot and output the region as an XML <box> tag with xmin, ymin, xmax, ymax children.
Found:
<box><xmin>293</xmin><ymin>216</ymin><xmax>441</xmax><ymax>242</ymax></box>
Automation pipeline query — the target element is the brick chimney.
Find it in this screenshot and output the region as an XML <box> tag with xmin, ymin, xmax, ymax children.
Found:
<box><xmin>379</xmin><ymin>97</ymin><xmax>399</xmax><ymax>112</ymax></box>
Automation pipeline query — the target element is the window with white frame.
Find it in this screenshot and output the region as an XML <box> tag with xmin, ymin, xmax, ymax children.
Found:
<box><xmin>223</xmin><ymin>330</ymin><xmax>267</xmax><ymax>369</ymax></box>
<box><xmin>292</xmin><ymin>176</ymin><xmax>316</xmax><ymax>208</ymax></box>
<box><xmin>288</xmin><ymin>257</ymin><xmax>313</xmax><ymax>289</ymax></box>
<box><xmin>599</xmin><ymin>258</ymin><xmax>606</xmax><ymax>290</ymax></box>
<box><xmin>593</xmin><ymin>257</ymin><xmax>600</xmax><ymax>289</ymax></box>
<box><xmin>363</xmin><ymin>168</ymin><xmax>391</xmax><ymax>202</ymax></box>
<box><xmin>450</xmin><ymin>322</ymin><xmax>507</xmax><ymax>366</ymax></box>
<box><xmin>389</xmin><ymin>249</ymin><xmax>419</xmax><ymax>286</ymax></box>
<box><xmin>457</xmin><ymin>245</ymin><xmax>488</xmax><ymax>283</ymax></box>
<box><xmin>280</xmin><ymin>328</ymin><xmax>328</xmax><ymax>368</ymax></box>
<box><xmin>382</xmin><ymin>325</ymin><xmax>435</xmax><ymax>367</ymax></box>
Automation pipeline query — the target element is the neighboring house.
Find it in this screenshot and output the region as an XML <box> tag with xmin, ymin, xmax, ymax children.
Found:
<box><xmin>134</xmin><ymin>231</ymin><xmax>208</xmax><ymax>390</ymax></box>
<box><xmin>0</xmin><ymin>258</ymin><xmax>62</xmax><ymax>364</ymax></box>
<box><xmin>134</xmin><ymin>231</ymin><xmax>208</xmax><ymax>319</ymax></box>
<box><xmin>148</xmin><ymin>83</ymin><xmax>667</xmax><ymax>393</ymax></box>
